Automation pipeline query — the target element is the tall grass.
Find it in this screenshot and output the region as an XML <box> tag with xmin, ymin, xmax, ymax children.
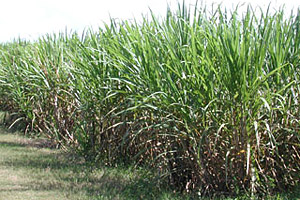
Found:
<box><xmin>0</xmin><ymin>3</ymin><xmax>299</xmax><ymax>196</ymax></box>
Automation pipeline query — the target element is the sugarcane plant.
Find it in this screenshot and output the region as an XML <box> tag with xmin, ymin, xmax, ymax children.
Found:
<box><xmin>0</xmin><ymin>2</ymin><xmax>299</xmax><ymax>196</ymax></box>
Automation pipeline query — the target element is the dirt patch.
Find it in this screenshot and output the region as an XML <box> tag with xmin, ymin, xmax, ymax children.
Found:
<box><xmin>17</xmin><ymin>138</ymin><xmax>58</xmax><ymax>149</ymax></box>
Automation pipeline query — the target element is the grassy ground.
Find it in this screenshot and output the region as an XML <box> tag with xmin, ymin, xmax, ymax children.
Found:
<box><xmin>0</xmin><ymin>126</ymin><xmax>299</xmax><ymax>200</ymax></box>
<box><xmin>0</xmin><ymin>127</ymin><xmax>185</xmax><ymax>200</ymax></box>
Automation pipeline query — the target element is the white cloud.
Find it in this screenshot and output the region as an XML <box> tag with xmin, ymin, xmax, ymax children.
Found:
<box><xmin>0</xmin><ymin>0</ymin><xmax>298</xmax><ymax>42</ymax></box>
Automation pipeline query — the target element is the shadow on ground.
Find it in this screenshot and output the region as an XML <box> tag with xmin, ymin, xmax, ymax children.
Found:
<box><xmin>0</xmin><ymin>131</ymin><xmax>180</xmax><ymax>200</ymax></box>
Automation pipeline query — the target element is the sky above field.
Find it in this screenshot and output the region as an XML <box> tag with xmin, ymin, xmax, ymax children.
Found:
<box><xmin>0</xmin><ymin>0</ymin><xmax>298</xmax><ymax>42</ymax></box>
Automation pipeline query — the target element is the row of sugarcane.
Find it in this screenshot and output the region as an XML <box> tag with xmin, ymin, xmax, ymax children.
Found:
<box><xmin>0</xmin><ymin>3</ymin><xmax>299</xmax><ymax>195</ymax></box>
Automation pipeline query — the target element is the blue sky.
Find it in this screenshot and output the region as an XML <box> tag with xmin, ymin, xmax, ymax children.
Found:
<box><xmin>0</xmin><ymin>0</ymin><xmax>298</xmax><ymax>42</ymax></box>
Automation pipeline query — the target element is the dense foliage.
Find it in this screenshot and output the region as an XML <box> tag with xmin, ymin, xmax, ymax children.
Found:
<box><xmin>0</xmin><ymin>3</ymin><xmax>299</xmax><ymax>196</ymax></box>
